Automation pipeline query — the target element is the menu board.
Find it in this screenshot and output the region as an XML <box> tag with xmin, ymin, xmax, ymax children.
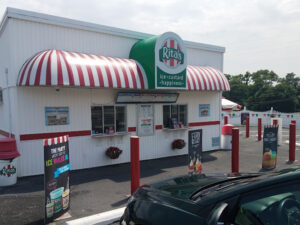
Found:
<box><xmin>45</xmin><ymin>107</ymin><xmax>69</xmax><ymax>126</ymax></box>
<box><xmin>116</xmin><ymin>92</ymin><xmax>178</xmax><ymax>103</ymax></box>
<box><xmin>262</xmin><ymin>126</ymin><xmax>278</xmax><ymax>170</ymax></box>
<box><xmin>44</xmin><ymin>136</ymin><xmax>70</xmax><ymax>223</ymax></box>
<box><xmin>188</xmin><ymin>129</ymin><xmax>203</xmax><ymax>175</ymax></box>
<box><xmin>137</xmin><ymin>104</ymin><xmax>154</xmax><ymax>136</ymax></box>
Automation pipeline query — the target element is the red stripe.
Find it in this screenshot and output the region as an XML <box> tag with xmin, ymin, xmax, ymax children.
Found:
<box><xmin>0</xmin><ymin>129</ymin><xmax>15</xmax><ymax>138</ymax></box>
<box><xmin>51</xmin><ymin>138</ymin><xmax>55</xmax><ymax>145</ymax></box>
<box><xmin>20</xmin><ymin>130</ymin><xmax>91</xmax><ymax>141</ymax></box>
<box><xmin>87</xmin><ymin>54</ymin><xmax>105</xmax><ymax>87</ymax></box>
<box><xmin>128</xmin><ymin>127</ymin><xmax>136</xmax><ymax>132</ymax></box>
<box><xmin>96</xmin><ymin>55</ymin><xmax>113</xmax><ymax>87</ymax></box>
<box><xmin>136</xmin><ymin>65</ymin><xmax>145</xmax><ymax>89</ymax></box>
<box><xmin>207</xmin><ymin>67</ymin><xmax>222</xmax><ymax>90</ymax></box>
<box><xmin>187</xmin><ymin>74</ymin><xmax>191</xmax><ymax>90</ymax></box>
<box><xmin>203</xmin><ymin>67</ymin><xmax>217</xmax><ymax>90</ymax></box>
<box><xmin>189</xmin><ymin>66</ymin><xmax>207</xmax><ymax>90</ymax></box>
<box><xmin>56</xmin><ymin>50</ymin><xmax>64</xmax><ymax>86</ymax></box>
<box><xmin>44</xmin><ymin>139</ymin><xmax>48</xmax><ymax>146</ymax></box>
<box><xmin>114</xmin><ymin>58</ymin><xmax>130</xmax><ymax>88</ymax></box>
<box><xmin>19</xmin><ymin>54</ymin><xmax>37</xmax><ymax>85</ymax></box>
<box><xmin>188</xmin><ymin>66</ymin><xmax>202</xmax><ymax>90</ymax></box>
<box><xmin>170</xmin><ymin>40</ymin><xmax>174</xmax><ymax>67</ymax></box>
<box><xmin>188</xmin><ymin>121</ymin><xmax>220</xmax><ymax>127</ymax></box>
<box><xmin>26</xmin><ymin>52</ymin><xmax>44</xmax><ymax>86</ymax></box>
<box><xmin>69</xmin><ymin>53</ymin><xmax>85</xmax><ymax>86</ymax></box>
<box><xmin>212</xmin><ymin>67</ymin><xmax>228</xmax><ymax>91</ymax></box>
<box><xmin>78</xmin><ymin>53</ymin><xmax>95</xmax><ymax>87</ymax></box>
<box><xmin>200</xmin><ymin>67</ymin><xmax>213</xmax><ymax>90</ymax></box>
<box><xmin>46</xmin><ymin>50</ymin><xmax>54</xmax><ymax>86</ymax></box>
<box><xmin>122</xmin><ymin>59</ymin><xmax>137</xmax><ymax>89</ymax></box>
<box><xmin>60</xmin><ymin>51</ymin><xmax>75</xmax><ymax>86</ymax></box>
<box><xmin>194</xmin><ymin>67</ymin><xmax>210</xmax><ymax>90</ymax></box>
<box><xmin>34</xmin><ymin>51</ymin><xmax>48</xmax><ymax>86</ymax></box>
<box><xmin>155</xmin><ymin>125</ymin><xmax>163</xmax><ymax>130</ymax></box>
<box><xmin>107</xmin><ymin>57</ymin><xmax>122</xmax><ymax>88</ymax></box>
<box><xmin>189</xmin><ymin>69</ymin><xmax>197</xmax><ymax>90</ymax></box>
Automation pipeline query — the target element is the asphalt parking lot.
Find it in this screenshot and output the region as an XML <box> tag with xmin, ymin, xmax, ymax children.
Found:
<box><xmin>1</xmin><ymin>126</ymin><xmax>299</xmax><ymax>225</ymax></box>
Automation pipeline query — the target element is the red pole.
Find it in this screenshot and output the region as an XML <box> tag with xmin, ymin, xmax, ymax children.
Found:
<box><xmin>273</xmin><ymin>119</ymin><xmax>278</xmax><ymax>126</ymax></box>
<box><xmin>232</xmin><ymin>128</ymin><xmax>239</xmax><ymax>173</ymax></box>
<box><xmin>130</xmin><ymin>136</ymin><xmax>140</xmax><ymax>195</ymax></box>
<box><xmin>258</xmin><ymin>118</ymin><xmax>262</xmax><ymax>141</ymax></box>
<box><xmin>291</xmin><ymin>120</ymin><xmax>296</xmax><ymax>125</ymax></box>
<box><xmin>224</xmin><ymin>116</ymin><xmax>228</xmax><ymax>125</ymax></box>
<box><xmin>246</xmin><ymin>117</ymin><xmax>250</xmax><ymax>138</ymax></box>
<box><xmin>289</xmin><ymin>123</ymin><xmax>296</xmax><ymax>162</ymax></box>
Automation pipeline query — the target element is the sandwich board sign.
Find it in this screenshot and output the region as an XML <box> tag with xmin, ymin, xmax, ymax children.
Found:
<box><xmin>188</xmin><ymin>129</ymin><xmax>203</xmax><ymax>175</ymax></box>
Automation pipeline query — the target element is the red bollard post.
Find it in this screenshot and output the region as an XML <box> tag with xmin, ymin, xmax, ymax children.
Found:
<box><xmin>224</xmin><ymin>116</ymin><xmax>228</xmax><ymax>125</ymax></box>
<box><xmin>232</xmin><ymin>128</ymin><xmax>239</xmax><ymax>173</ymax></box>
<box><xmin>130</xmin><ymin>136</ymin><xmax>140</xmax><ymax>195</ymax></box>
<box><xmin>291</xmin><ymin>120</ymin><xmax>296</xmax><ymax>125</ymax></box>
<box><xmin>273</xmin><ymin>119</ymin><xmax>278</xmax><ymax>126</ymax></box>
<box><xmin>258</xmin><ymin>118</ymin><xmax>262</xmax><ymax>141</ymax></box>
<box><xmin>289</xmin><ymin>123</ymin><xmax>296</xmax><ymax>162</ymax></box>
<box><xmin>246</xmin><ymin>117</ymin><xmax>250</xmax><ymax>138</ymax></box>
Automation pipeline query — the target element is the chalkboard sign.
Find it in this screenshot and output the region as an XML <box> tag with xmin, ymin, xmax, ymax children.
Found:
<box><xmin>44</xmin><ymin>136</ymin><xmax>70</xmax><ymax>224</ymax></box>
<box><xmin>262</xmin><ymin>126</ymin><xmax>278</xmax><ymax>170</ymax></box>
<box><xmin>188</xmin><ymin>129</ymin><xmax>202</xmax><ymax>175</ymax></box>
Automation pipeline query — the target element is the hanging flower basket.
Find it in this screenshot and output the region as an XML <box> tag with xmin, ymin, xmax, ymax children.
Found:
<box><xmin>172</xmin><ymin>139</ymin><xmax>186</xmax><ymax>150</ymax></box>
<box><xmin>105</xmin><ymin>146</ymin><xmax>122</xmax><ymax>159</ymax></box>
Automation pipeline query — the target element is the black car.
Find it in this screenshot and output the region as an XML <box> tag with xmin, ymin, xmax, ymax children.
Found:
<box><xmin>121</xmin><ymin>168</ymin><xmax>300</xmax><ymax>225</ymax></box>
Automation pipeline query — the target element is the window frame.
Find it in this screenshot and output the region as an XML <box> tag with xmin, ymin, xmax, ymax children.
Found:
<box><xmin>162</xmin><ymin>103</ymin><xmax>188</xmax><ymax>129</ymax></box>
<box><xmin>91</xmin><ymin>104</ymin><xmax>127</xmax><ymax>136</ymax></box>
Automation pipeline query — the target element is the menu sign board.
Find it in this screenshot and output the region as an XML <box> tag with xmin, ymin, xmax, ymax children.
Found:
<box><xmin>188</xmin><ymin>129</ymin><xmax>203</xmax><ymax>175</ymax></box>
<box><xmin>45</xmin><ymin>107</ymin><xmax>69</xmax><ymax>126</ymax></box>
<box><xmin>137</xmin><ymin>104</ymin><xmax>154</xmax><ymax>136</ymax></box>
<box><xmin>44</xmin><ymin>136</ymin><xmax>70</xmax><ymax>224</ymax></box>
<box><xmin>262</xmin><ymin>126</ymin><xmax>278</xmax><ymax>170</ymax></box>
<box><xmin>116</xmin><ymin>92</ymin><xmax>178</xmax><ymax>104</ymax></box>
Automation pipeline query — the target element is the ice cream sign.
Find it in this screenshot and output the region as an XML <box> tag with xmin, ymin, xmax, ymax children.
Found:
<box><xmin>130</xmin><ymin>32</ymin><xmax>187</xmax><ymax>89</ymax></box>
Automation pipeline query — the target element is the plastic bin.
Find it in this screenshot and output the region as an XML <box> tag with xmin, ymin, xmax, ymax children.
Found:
<box><xmin>0</xmin><ymin>138</ymin><xmax>20</xmax><ymax>186</ymax></box>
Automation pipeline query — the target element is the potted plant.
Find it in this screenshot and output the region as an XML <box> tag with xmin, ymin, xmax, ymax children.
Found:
<box><xmin>171</xmin><ymin>139</ymin><xmax>186</xmax><ymax>150</ymax></box>
<box><xmin>105</xmin><ymin>146</ymin><xmax>122</xmax><ymax>159</ymax></box>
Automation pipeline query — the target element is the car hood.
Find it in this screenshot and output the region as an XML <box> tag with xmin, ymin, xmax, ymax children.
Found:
<box><xmin>148</xmin><ymin>173</ymin><xmax>242</xmax><ymax>200</ymax></box>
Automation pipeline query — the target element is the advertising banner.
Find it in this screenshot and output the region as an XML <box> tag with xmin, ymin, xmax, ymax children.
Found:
<box><xmin>44</xmin><ymin>136</ymin><xmax>70</xmax><ymax>224</ymax></box>
<box><xmin>241</xmin><ymin>112</ymin><xmax>249</xmax><ymax>125</ymax></box>
<box><xmin>188</xmin><ymin>129</ymin><xmax>203</xmax><ymax>175</ymax></box>
<box><xmin>262</xmin><ymin>126</ymin><xmax>278</xmax><ymax>170</ymax></box>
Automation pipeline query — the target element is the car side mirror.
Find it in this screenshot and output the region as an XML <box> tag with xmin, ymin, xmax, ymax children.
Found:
<box><xmin>206</xmin><ymin>202</ymin><xmax>228</xmax><ymax>225</ymax></box>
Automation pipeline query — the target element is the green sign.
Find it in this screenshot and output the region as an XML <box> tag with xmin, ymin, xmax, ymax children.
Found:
<box><xmin>0</xmin><ymin>166</ymin><xmax>16</xmax><ymax>176</ymax></box>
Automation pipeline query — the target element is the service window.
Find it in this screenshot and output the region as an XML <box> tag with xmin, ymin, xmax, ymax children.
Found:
<box><xmin>163</xmin><ymin>104</ymin><xmax>187</xmax><ymax>129</ymax></box>
<box><xmin>91</xmin><ymin>105</ymin><xmax>126</xmax><ymax>135</ymax></box>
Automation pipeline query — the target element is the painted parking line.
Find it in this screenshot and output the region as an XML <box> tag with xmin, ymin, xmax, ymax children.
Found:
<box><xmin>65</xmin><ymin>207</ymin><xmax>125</xmax><ymax>225</ymax></box>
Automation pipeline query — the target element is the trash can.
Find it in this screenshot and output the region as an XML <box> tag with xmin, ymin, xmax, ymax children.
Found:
<box><xmin>0</xmin><ymin>138</ymin><xmax>20</xmax><ymax>186</ymax></box>
<box><xmin>221</xmin><ymin>124</ymin><xmax>234</xmax><ymax>150</ymax></box>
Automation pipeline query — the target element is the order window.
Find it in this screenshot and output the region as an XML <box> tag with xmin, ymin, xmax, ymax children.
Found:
<box><xmin>91</xmin><ymin>105</ymin><xmax>126</xmax><ymax>135</ymax></box>
<box><xmin>163</xmin><ymin>104</ymin><xmax>187</xmax><ymax>129</ymax></box>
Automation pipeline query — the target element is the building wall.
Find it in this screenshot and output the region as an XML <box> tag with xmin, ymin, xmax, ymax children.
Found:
<box><xmin>17</xmin><ymin>87</ymin><xmax>221</xmax><ymax>176</ymax></box>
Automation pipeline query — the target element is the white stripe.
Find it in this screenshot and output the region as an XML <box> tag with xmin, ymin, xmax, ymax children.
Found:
<box><xmin>167</xmin><ymin>39</ymin><xmax>171</xmax><ymax>67</ymax></box>
<box><xmin>48</xmin><ymin>138</ymin><xmax>52</xmax><ymax>145</ymax></box>
<box><xmin>213</xmin><ymin>67</ymin><xmax>229</xmax><ymax>90</ymax></box>
<box><xmin>73</xmin><ymin>53</ymin><xmax>90</xmax><ymax>87</ymax></box>
<box><xmin>93</xmin><ymin>55</ymin><xmax>109</xmax><ymax>87</ymax></box>
<box><xmin>187</xmin><ymin>72</ymin><xmax>194</xmax><ymax>90</ymax></box>
<box><xmin>90</xmin><ymin>63</ymin><xmax>100</xmax><ymax>87</ymax></box>
<box><xmin>54</xmin><ymin>138</ymin><xmax>58</xmax><ymax>145</ymax></box>
<box><xmin>189</xmin><ymin>67</ymin><xmax>204</xmax><ymax>90</ymax></box>
<box><xmin>51</xmin><ymin>51</ymin><xmax>58</xmax><ymax>86</ymax></box>
<box><xmin>189</xmin><ymin>67</ymin><xmax>200</xmax><ymax>90</ymax></box>
<box><xmin>193</xmin><ymin>66</ymin><xmax>210</xmax><ymax>90</ymax></box>
<box><xmin>59</xmin><ymin>51</ymin><xmax>70</xmax><ymax>86</ymax></box>
<box><xmin>21</xmin><ymin>53</ymin><xmax>41</xmax><ymax>85</ymax></box>
<box><xmin>29</xmin><ymin>52</ymin><xmax>44</xmax><ymax>85</ymax></box>
<box><xmin>40</xmin><ymin>51</ymin><xmax>51</xmax><ymax>86</ymax></box>
<box><xmin>208</xmin><ymin>67</ymin><xmax>222</xmax><ymax>90</ymax></box>
<box><xmin>124</xmin><ymin>59</ymin><xmax>141</xmax><ymax>89</ymax></box>
<box><xmin>101</xmin><ymin>56</ymin><xmax>117</xmax><ymax>88</ymax></box>
<box><xmin>110</xmin><ymin>57</ymin><xmax>126</xmax><ymax>88</ymax></box>
<box><xmin>60</xmin><ymin>136</ymin><xmax>63</xmax><ymax>143</ymax></box>
<box><xmin>118</xmin><ymin>59</ymin><xmax>134</xmax><ymax>88</ymax></box>
<box><xmin>200</xmin><ymin>67</ymin><xmax>215</xmax><ymax>91</ymax></box>
<box><xmin>135</xmin><ymin>61</ymin><xmax>148</xmax><ymax>89</ymax></box>
<box><xmin>66</xmin><ymin>52</ymin><xmax>80</xmax><ymax>86</ymax></box>
<box><xmin>210</xmin><ymin>67</ymin><xmax>225</xmax><ymax>90</ymax></box>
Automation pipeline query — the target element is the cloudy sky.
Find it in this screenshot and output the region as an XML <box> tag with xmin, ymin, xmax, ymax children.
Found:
<box><xmin>1</xmin><ymin>0</ymin><xmax>299</xmax><ymax>77</ymax></box>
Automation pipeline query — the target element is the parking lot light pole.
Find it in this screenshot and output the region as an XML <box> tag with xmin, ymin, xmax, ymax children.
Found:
<box><xmin>246</xmin><ymin>117</ymin><xmax>250</xmax><ymax>138</ymax></box>
<box><xmin>258</xmin><ymin>118</ymin><xmax>262</xmax><ymax>141</ymax></box>
<box><xmin>232</xmin><ymin>128</ymin><xmax>239</xmax><ymax>173</ymax></box>
<box><xmin>130</xmin><ymin>136</ymin><xmax>140</xmax><ymax>195</ymax></box>
<box><xmin>289</xmin><ymin>123</ymin><xmax>296</xmax><ymax>162</ymax></box>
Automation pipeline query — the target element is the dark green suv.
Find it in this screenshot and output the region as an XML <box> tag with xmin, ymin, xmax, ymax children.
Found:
<box><xmin>121</xmin><ymin>168</ymin><xmax>300</xmax><ymax>225</ymax></box>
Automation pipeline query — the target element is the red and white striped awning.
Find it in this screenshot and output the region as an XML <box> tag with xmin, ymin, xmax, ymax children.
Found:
<box><xmin>187</xmin><ymin>65</ymin><xmax>230</xmax><ymax>91</ymax></box>
<box><xmin>18</xmin><ymin>50</ymin><xmax>148</xmax><ymax>89</ymax></box>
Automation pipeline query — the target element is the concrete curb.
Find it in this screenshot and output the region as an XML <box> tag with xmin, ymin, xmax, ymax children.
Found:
<box><xmin>65</xmin><ymin>207</ymin><xmax>125</xmax><ymax>225</ymax></box>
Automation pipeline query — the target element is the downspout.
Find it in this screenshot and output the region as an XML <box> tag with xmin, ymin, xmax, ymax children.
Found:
<box><xmin>5</xmin><ymin>68</ymin><xmax>12</xmax><ymax>138</ymax></box>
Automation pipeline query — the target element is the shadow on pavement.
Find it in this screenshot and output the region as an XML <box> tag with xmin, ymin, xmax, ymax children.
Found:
<box><xmin>111</xmin><ymin>197</ymin><xmax>129</xmax><ymax>207</ymax></box>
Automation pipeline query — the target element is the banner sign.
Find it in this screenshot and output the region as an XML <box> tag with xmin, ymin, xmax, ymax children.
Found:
<box><xmin>262</xmin><ymin>126</ymin><xmax>278</xmax><ymax>170</ymax></box>
<box><xmin>44</xmin><ymin>136</ymin><xmax>70</xmax><ymax>223</ymax></box>
<box><xmin>116</xmin><ymin>92</ymin><xmax>178</xmax><ymax>104</ymax></box>
<box><xmin>188</xmin><ymin>129</ymin><xmax>203</xmax><ymax>175</ymax></box>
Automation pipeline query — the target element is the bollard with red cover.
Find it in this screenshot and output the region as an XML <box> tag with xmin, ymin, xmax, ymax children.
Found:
<box><xmin>130</xmin><ymin>136</ymin><xmax>140</xmax><ymax>195</ymax></box>
<box><xmin>246</xmin><ymin>117</ymin><xmax>250</xmax><ymax>138</ymax></box>
<box><xmin>258</xmin><ymin>118</ymin><xmax>262</xmax><ymax>141</ymax></box>
<box><xmin>232</xmin><ymin>128</ymin><xmax>239</xmax><ymax>173</ymax></box>
<box><xmin>289</xmin><ymin>123</ymin><xmax>296</xmax><ymax>162</ymax></box>
<box><xmin>291</xmin><ymin>120</ymin><xmax>296</xmax><ymax>125</ymax></box>
<box><xmin>273</xmin><ymin>119</ymin><xmax>278</xmax><ymax>126</ymax></box>
<box><xmin>224</xmin><ymin>116</ymin><xmax>228</xmax><ymax>125</ymax></box>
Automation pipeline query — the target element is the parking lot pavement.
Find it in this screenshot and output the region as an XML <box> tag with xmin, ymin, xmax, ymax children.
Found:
<box><xmin>1</xmin><ymin>126</ymin><xmax>299</xmax><ymax>225</ymax></box>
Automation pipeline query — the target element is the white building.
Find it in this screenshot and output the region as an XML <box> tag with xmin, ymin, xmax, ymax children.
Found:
<box><xmin>0</xmin><ymin>8</ymin><xmax>229</xmax><ymax>177</ymax></box>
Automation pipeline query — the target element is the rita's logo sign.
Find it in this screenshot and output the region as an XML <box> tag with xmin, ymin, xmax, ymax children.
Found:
<box><xmin>159</xmin><ymin>39</ymin><xmax>184</xmax><ymax>68</ymax></box>
<box><xmin>0</xmin><ymin>164</ymin><xmax>16</xmax><ymax>177</ymax></box>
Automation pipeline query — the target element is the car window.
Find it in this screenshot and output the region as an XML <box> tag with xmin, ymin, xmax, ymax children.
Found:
<box><xmin>234</xmin><ymin>181</ymin><xmax>300</xmax><ymax>225</ymax></box>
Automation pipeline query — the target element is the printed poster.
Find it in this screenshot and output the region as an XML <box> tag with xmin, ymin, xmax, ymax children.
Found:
<box><xmin>137</xmin><ymin>104</ymin><xmax>154</xmax><ymax>136</ymax></box>
<box><xmin>188</xmin><ymin>129</ymin><xmax>203</xmax><ymax>175</ymax></box>
<box><xmin>45</xmin><ymin>107</ymin><xmax>69</xmax><ymax>126</ymax></box>
<box><xmin>262</xmin><ymin>126</ymin><xmax>278</xmax><ymax>170</ymax></box>
<box><xmin>199</xmin><ymin>104</ymin><xmax>210</xmax><ymax>117</ymax></box>
<box><xmin>44</xmin><ymin>136</ymin><xmax>70</xmax><ymax>224</ymax></box>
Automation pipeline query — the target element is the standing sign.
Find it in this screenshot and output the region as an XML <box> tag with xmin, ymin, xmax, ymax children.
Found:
<box><xmin>137</xmin><ymin>104</ymin><xmax>154</xmax><ymax>136</ymax></box>
<box><xmin>262</xmin><ymin>126</ymin><xmax>278</xmax><ymax>170</ymax></box>
<box><xmin>44</xmin><ymin>136</ymin><xmax>70</xmax><ymax>223</ymax></box>
<box><xmin>188</xmin><ymin>129</ymin><xmax>203</xmax><ymax>175</ymax></box>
